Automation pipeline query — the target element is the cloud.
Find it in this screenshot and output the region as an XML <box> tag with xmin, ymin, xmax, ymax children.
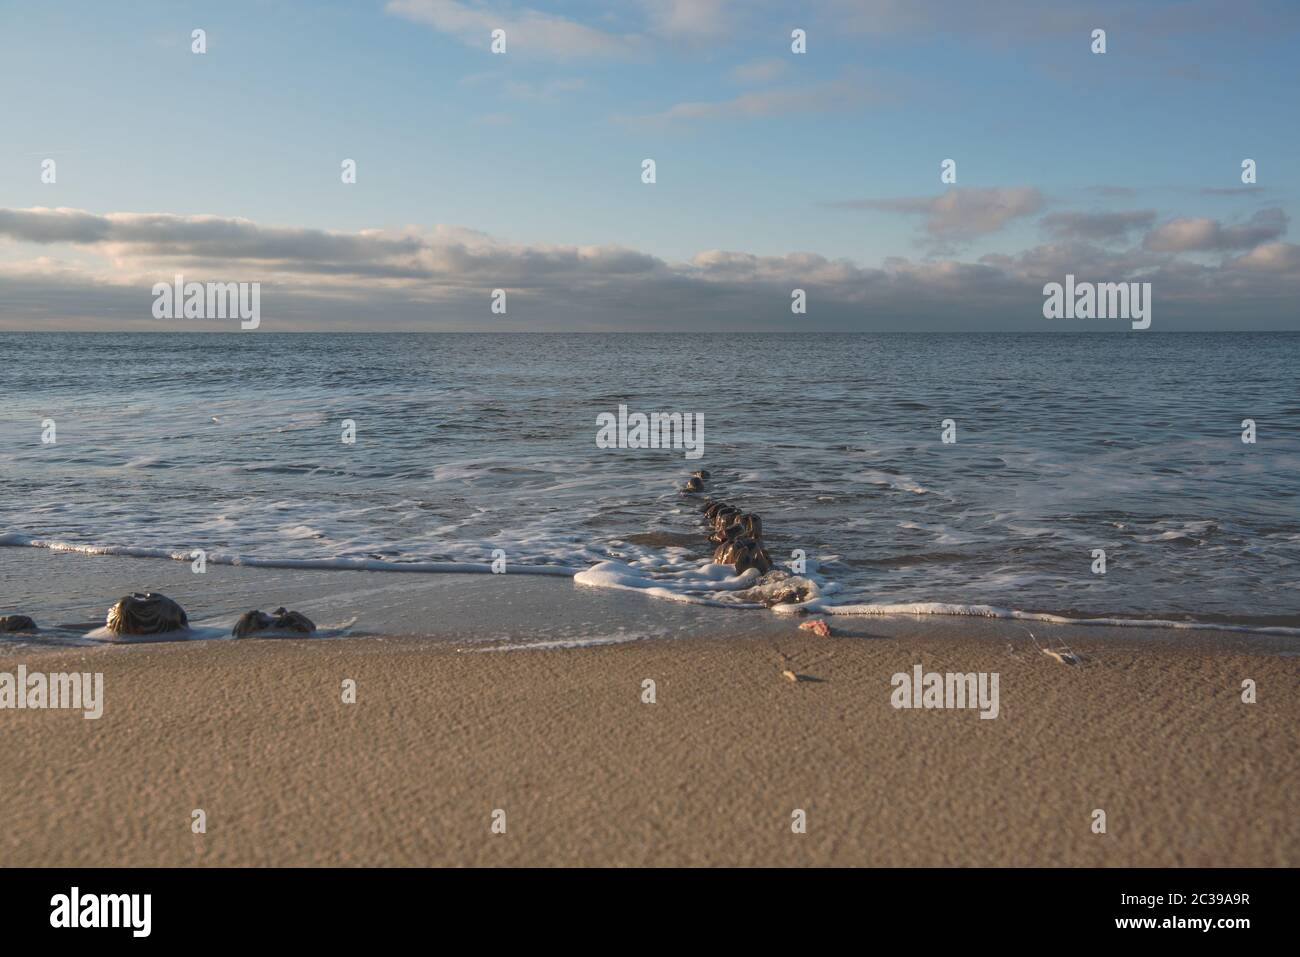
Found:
<box><xmin>0</xmin><ymin>207</ymin><xmax>112</xmax><ymax>243</ymax></box>
<box><xmin>815</xmin><ymin>0</ymin><xmax>1299</xmax><ymax>41</ymax></box>
<box><xmin>639</xmin><ymin>0</ymin><xmax>732</xmax><ymax>40</ymax></box>
<box><xmin>1143</xmin><ymin>208</ymin><xmax>1288</xmax><ymax>252</ymax></box>
<box><xmin>386</xmin><ymin>0</ymin><xmax>633</xmax><ymax>58</ymax></box>
<box><xmin>1</xmin><ymin>205</ymin><xmax>1296</xmax><ymax>332</ymax></box>
<box><xmin>0</xmin><ymin>207</ymin><xmax>666</xmax><ymax>287</ymax></box>
<box><xmin>828</xmin><ymin>187</ymin><xmax>1045</xmax><ymax>240</ymax></box>
<box><xmin>1227</xmin><ymin>241</ymin><xmax>1300</xmax><ymax>272</ymax></box>
<box><xmin>1201</xmin><ymin>186</ymin><xmax>1268</xmax><ymax>196</ymax></box>
<box><xmin>1040</xmin><ymin>209</ymin><xmax>1156</xmax><ymax>242</ymax></box>
<box><xmin>502</xmin><ymin>77</ymin><xmax>587</xmax><ymax>102</ymax></box>
<box><xmin>627</xmin><ymin>72</ymin><xmax>887</xmax><ymax>124</ymax></box>
<box><xmin>729</xmin><ymin>57</ymin><xmax>791</xmax><ymax>84</ymax></box>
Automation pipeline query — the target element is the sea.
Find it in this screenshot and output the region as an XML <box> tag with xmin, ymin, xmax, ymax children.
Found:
<box><xmin>2</xmin><ymin>331</ymin><xmax>1298</xmax><ymax>634</ymax></box>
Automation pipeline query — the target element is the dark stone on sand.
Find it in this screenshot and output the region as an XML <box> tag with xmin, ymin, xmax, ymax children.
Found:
<box><xmin>233</xmin><ymin>610</ymin><xmax>274</xmax><ymax>637</ymax></box>
<box><xmin>271</xmin><ymin>607</ymin><xmax>315</xmax><ymax>633</ymax></box>
<box><xmin>105</xmin><ymin>593</ymin><xmax>189</xmax><ymax>636</ymax></box>
<box><xmin>0</xmin><ymin>615</ymin><xmax>37</xmax><ymax>633</ymax></box>
<box><xmin>233</xmin><ymin>607</ymin><xmax>315</xmax><ymax>638</ymax></box>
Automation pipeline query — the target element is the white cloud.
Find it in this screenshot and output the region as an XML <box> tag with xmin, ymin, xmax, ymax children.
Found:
<box><xmin>1144</xmin><ymin>208</ymin><xmax>1288</xmax><ymax>252</ymax></box>
<box><xmin>386</xmin><ymin>0</ymin><xmax>633</xmax><ymax>58</ymax></box>
<box><xmin>640</xmin><ymin>0</ymin><xmax>733</xmax><ymax>40</ymax></box>
<box><xmin>1040</xmin><ymin>209</ymin><xmax>1157</xmax><ymax>242</ymax></box>
<box><xmin>729</xmin><ymin>57</ymin><xmax>791</xmax><ymax>84</ymax></box>
<box><xmin>829</xmin><ymin>187</ymin><xmax>1045</xmax><ymax>240</ymax></box>
<box><xmin>627</xmin><ymin>72</ymin><xmax>888</xmax><ymax>124</ymax></box>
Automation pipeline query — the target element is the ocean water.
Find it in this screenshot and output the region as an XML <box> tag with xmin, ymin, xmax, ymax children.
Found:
<box><xmin>2</xmin><ymin>332</ymin><xmax>1298</xmax><ymax>632</ymax></box>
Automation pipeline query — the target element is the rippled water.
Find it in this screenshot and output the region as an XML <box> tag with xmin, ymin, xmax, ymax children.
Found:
<box><xmin>2</xmin><ymin>332</ymin><xmax>1297</xmax><ymax>628</ymax></box>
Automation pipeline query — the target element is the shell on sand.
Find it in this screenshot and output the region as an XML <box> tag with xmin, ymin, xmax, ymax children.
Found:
<box><xmin>0</xmin><ymin>614</ymin><xmax>37</xmax><ymax>633</ymax></box>
<box><xmin>799</xmin><ymin>619</ymin><xmax>832</xmax><ymax>637</ymax></box>
<box><xmin>105</xmin><ymin>592</ymin><xmax>189</xmax><ymax>635</ymax></box>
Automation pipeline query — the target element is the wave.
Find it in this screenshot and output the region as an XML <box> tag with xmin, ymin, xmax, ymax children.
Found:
<box><xmin>5</xmin><ymin>532</ymin><xmax>1298</xmax><ymax>637</ymax></box>
<box><xmin>0</xmin><ymin>534</ymin><xmax>576</xmax><ymax>577</ymax></box>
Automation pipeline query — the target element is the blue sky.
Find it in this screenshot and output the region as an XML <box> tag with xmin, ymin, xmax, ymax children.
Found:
<box><xmin>1</xmin><ymin>0</ymin><xmax>1298</xmax><ymax>330</ymax></box>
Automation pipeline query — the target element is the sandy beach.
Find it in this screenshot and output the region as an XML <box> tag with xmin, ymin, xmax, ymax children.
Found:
<box><xmin>3</xmin><ymin>548</ymin><xmax>1296</xmax><ymax>868</ymax></box>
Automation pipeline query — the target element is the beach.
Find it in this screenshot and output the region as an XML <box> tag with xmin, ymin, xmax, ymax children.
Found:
<box><xmin>3</xmin><ymin>548</ymin><xmax>1296</xmax><ymax>868</ymax></box>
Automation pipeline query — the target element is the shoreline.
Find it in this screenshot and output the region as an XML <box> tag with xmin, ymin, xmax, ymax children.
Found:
<box><xmin>2</xmin><ymin>549</ymin><xmax>1297</xmax><ymax>867</ymax></box>
<box><xmin>4</xmin><ymin>545</ymin><xmax>1298</xmax><ymax>650</ymax></box>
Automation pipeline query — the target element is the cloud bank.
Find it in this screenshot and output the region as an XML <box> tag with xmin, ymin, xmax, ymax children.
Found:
<box><xmin>1</xmin><ymin>204</ymin><xmax>1297</xmax><ymax>331</ymax></box>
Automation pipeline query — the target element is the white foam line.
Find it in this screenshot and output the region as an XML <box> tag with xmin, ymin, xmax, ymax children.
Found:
<box><xmin>468</xmin><ymin>632</ymin><xmax>660</xmax><ymax>652</ymax></box>
<box><xmin>780</xmin><ymin>600</ymin><xmax>1300</xmax><ymax>636</ymax></box>
<box><xmin>1</xmin><ymin>534</ymin><xmax>578</xmax><ymax>578</ymax></box>
<box><xmin>7</xmin><ymin>533</ymin><xmax>1295</xmax><ymax>638</ymax></box>
<box><xmin>574</xmin><ymin>560</ymin><xmax>765</xmax><ymax>608</ymax></box>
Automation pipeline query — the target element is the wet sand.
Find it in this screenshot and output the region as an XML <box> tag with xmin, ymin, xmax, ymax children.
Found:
<box><xmin>2</xmin><ymin>548</ymin><xmax>1297</xmax><ymax>866</ymax></box>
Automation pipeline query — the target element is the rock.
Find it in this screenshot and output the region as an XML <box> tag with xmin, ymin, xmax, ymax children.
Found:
<box><xmin>271</xmin><ymin>607</ymin><xmax>315</xmax><ymax>633</ymax></box>
<box><xmin>233</xmin><ymin>607</ymin><xmax>315</xmax><ymax>638</ymax></box>
<box><xmin>105</xmin><ymin>593</ymin><xmax>188</xmax><ymax>635</ymax></box>
<box><xmin>714</xmin><ymin>536</ymin><xmax>772</xmax><ymax>575</ymax></box>
<box><xmin>737</xmin><ymin>572</ymin><xmax>816</xmax><ymax>607</ymax></box>
<box><xmin>232</xmin><ymin>610</ymin><xmax>276</xmax><ymax>638</ymax></box>
<box><xmin>709</xmin><ymin>521</ymin><xmax>741</xmax><ymax>546</ymax></box>
<box><xmin>711</xmin><ymin>507</ymin><xmax>740</xmax><ymax>531</ymax></box>
<box><xmin>0</xmin><ymin>615</ymin><xmax>37</xmax><ymax>633</ymax></box>
<box><xmin>734</xmin><ymin>512</ymin><xmax>763</xmax><ymax>541</ymax></box>
<box><xmin>766</xmin><ymin>579</ymin><xmax>812</xmax><ymax>605</ymax></box>
<box><xmin>682</xmin><ymin>475</ymin><xmax>704</xmax><ymax>493</ymax></box>
<box><xmin>709</xmin><ymin>512</ymin><xmax>763</xmax><ymax>548</ymax></box>
<box><xmin>733</xmin><ymin>540</ymin><xmax>773</xmax><ymax>575</ymax></box>
<box><xmin>692</xmin><ymin>470</ymin><xmax>711</xmax><ymax>481</ymax></box>
<box><xmin>799</xmin><ymin>619</ymin><xmax>833</xmax><ymax>637</ymax></box>
<box><xmin>712</xmin><ymin>530</ymin><xmax>744</xmax><ymax>564</ymax></box>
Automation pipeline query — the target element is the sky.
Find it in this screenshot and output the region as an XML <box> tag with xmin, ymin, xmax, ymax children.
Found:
<box><xmin>0</xmin><ymin>0</ymin><xmax>1297</xmax><ymax>331</ymax></box>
